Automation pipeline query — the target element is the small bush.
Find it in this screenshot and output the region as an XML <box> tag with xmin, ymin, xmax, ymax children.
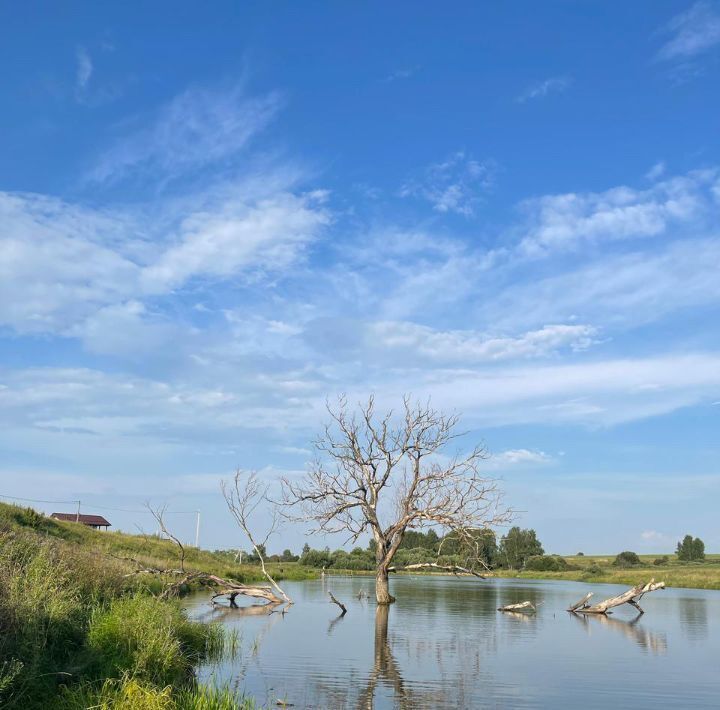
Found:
<box><xmin>586</xmin><ymin>563</ymin><xmax>603</xmax><ymax>575</ymax></box>
<box><xmin>654</xmin><ymin>556</ymin><xmax>669</xmax><ymax>566</ymax></box>
<box><xmin>525</xmin><ymin>555</ymin><xmax>570</xmax><ymax>572</ymax></box>
<box><xmin>612</xmin><ymin>551</ymin><xmax>641</xmax><ymax>568</ymax></box>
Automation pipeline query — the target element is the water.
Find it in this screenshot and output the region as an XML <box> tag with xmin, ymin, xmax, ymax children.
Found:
<box><xmin>185</xmin><ymin>576</ymin><xmax>720</xmax><ymax>709</ymax></box>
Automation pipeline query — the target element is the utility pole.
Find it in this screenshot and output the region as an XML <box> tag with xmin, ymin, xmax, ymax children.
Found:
<box><xmin>76</xmin><ymin>500</ymin><xmax>81</xmax><ymax>523</ymax></box>
<box><xmin>195</xmin><ymin>509</ymin><xmax>201</xmax><ymax>548</ymax></box>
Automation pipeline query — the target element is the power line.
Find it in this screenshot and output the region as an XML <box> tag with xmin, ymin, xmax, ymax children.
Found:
<box><xmin>0</xmin><ymin>493</ymin><xmax>79</xmax><ymax>505</ymax></box>
<box><xmin>0</xmin><ymin>494</ymin><xmax>197</xmax><ymax>516</ymax></box>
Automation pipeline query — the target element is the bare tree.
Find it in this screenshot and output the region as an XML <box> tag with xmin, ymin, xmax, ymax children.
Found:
<box><xmin>282</xmin><ymin>395</ymin><xmax>513</xmax><ymax>604</ymax></box>
<box><xmin>147</xmin><ymin>503</ymin><xmax>186</xmax><ymax>572</ymax></box>
<box><xmin>222</xmin><ymin>470</ymin><xmax>292</xmax><ymax>604</ymax></box>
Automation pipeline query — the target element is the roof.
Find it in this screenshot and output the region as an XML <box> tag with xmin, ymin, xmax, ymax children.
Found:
<box><xmin>50</xmin><ymin>512</ymin><xmax>111</xmax><ymax>526</ymax></box>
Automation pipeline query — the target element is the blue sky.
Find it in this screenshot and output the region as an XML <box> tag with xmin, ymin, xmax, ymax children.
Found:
<box><xmin>1</xmin><ymin>1</ymin><xmax>719</xmax><ymax>553</ymax></box>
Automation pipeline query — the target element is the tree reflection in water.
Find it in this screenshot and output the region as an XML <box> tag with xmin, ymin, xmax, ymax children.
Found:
<box><xmin>570</xmin><ymin>610</ymin><xmax>668</xmax><ymax>655</ymax></box>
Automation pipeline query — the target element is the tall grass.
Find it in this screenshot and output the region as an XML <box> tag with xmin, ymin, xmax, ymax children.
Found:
<box><xmin>0</xmin><ymin>502</ymin><xmax>254</xmax><ymax>709</ymax></box>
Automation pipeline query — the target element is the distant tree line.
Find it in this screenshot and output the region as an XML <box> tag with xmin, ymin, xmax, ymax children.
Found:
<box><xmin>217</xmin><ymin>529</ymin><xmax>709</xmax><ymax>572</ymax></box>
<box><xmin>216</xmin><ymin>526</ymin><xmax>569</xmax><ymax>572</ymax></box>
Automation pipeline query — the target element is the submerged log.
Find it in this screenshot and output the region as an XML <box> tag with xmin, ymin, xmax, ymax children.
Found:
<box><xmin>328</xmin><ymin>591</ymin><xmax>347</xmax><ymax>615</ymax></box>
<box><xmin>573</xmin><ymin>579</ymin><xmax>665</xmax><ymax>615</ymax></box>
<box><xmin>498</xmin><ymin>601</ymin><xmax>536</xmax><ymax>613</ymax></box>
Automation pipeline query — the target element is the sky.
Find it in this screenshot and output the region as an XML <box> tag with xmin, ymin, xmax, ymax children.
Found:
<box><xmin>1</xmin><ymin>1</ymin><xmax>719</xmax><ymax>554</ymax></box>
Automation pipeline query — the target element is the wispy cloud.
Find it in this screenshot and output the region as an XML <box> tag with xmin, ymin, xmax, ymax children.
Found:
<box><xmin>400</xmin><ymin>151</ymin><xmax>496</xmax><ymax>216</ymax></box>
<box><xmin>656</xmin><ymin>1</ymin><xmax>720</xmax><ymax>61</ymax></box>
<box><xmin>645</xmin><ymin>161</ymin><xmax>666</xmax><ymax>181</ymax></box>
<box><xmin>75</xmin><ymin>47</ymin><xmax>93</xmax><ymax>95</ymax></box>
<box><xmin>516</xmin><ymin>75</ymin><xmax>572</xmax><ymax>103</ymax></box>
<box><xmin>383</xmin><ymin>65</ymin><xmax>421</xmax><ymax>82</ymax></box>
<box><xmin>87</xmin><ymin>82</ymin><xmax>281</xmax><ymax>185</ymax></box>
<box><xmin>366</xmin><ymin>322</ymin><xmax>598</xmax><ymax>364</ymax></box>
<box><xmin>486</xmin><ymin>449</ymin><xmax>553</xmax><ymax>469</ymax></box>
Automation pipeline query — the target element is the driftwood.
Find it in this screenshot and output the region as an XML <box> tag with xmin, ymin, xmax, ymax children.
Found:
<box><xmin>498</xmin><ymin>601</ymin><xmax>535</xmax><ymax>613</ymax></box>
<box><xmin>387</xmin><ymin>562</ymin><xmax>485</xmax><ymax>578</ymax></box>
<box><xmin>570</xmin><ymin>580</ymin><xmax>665</xmax><ymax>615</ymax></box>
<box><xmin>328</xmin><ymin>591</ymin><xmax>347</xmax><ymax>615</ymax></box>
<box><xmin>567</xmin><ymin>592</ymin><xmax>593</xmax><ymax>611</ymax></box>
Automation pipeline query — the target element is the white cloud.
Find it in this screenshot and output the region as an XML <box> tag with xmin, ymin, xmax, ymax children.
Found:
<box><xmin>0</xmin><ymin>176</ymin><xmax>328</xmax><ymax>336</ymax></box>
<box><xmin>516</xmin><ymin>76</ymin><xmax>572</xmax><ymax>103</ymax></box>
<box><xmin>368</xmin><ymin>322</ymin><xmax>598</xmax><ymax>363</ymax></box>
<box><xmin>656</xmin><ymin>1</ymin><xmax>720</xmax><ymax>61</ymax></box>
<box><xmin>400</xmin><ymin>152</ymin><xmax>496</xmax><ymax>216</ymax></box>
<box><xmin>88</xmin><ymin>82</ymin><xmax>281</xmax><ymax>184</ymax></box>
<box><xmin>486</xmin><ymin>449</ymin><xmax>553</xmax><ymax>469</ymax></box>
<box><xmin>518</xmin><ymin>169</ymin><xmax>717</xmax><ymax>256</ymax></box>
<box><xmin>0</xmin><ymin>192</ymin><xmax>141</xmax><ymax>333</ymax></box>
<box><xmin>141</xmin><ymin>190</ymin><xmax>329</xmax><ymax>293</ymax></box>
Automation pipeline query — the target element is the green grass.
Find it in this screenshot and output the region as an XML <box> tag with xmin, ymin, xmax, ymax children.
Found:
<box><xmin>0</xmin><ymin>501</ymin><xmax>265</xmax><ymax>709</ymax></box>
<box><xmin>492</xmin><ymin>553</ymin><xmax>720</xmax><ymax>589</ymax></box>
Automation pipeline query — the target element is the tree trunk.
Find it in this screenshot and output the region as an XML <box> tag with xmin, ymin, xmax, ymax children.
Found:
<box><xmin>376</xmin><ymin>567</ymin><xmax>396</xmax><ymax>604</ymax></box>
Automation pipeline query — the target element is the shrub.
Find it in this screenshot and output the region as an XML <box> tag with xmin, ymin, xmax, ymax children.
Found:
<box><xmin>586</xmin><ymin>563</ymin><xmax>603</xmax><ymax>575</ymax></box>
<box><xmin>525</xmin><ymin>555</ymin><xmax>570</xmax><ymax>572</ymax></box>
<box><xmin>612</xmin><ymin>551</ymin><xmax>641</xmax><ymax>568</ymax></box>
<box><xmin>654</xmin><ymin>556</ymin><xmax>669</xmax><ymax>566</ymax></box>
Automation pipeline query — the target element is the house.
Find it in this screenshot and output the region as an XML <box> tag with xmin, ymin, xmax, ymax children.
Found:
<box><xmin>50</xmin><ymin>512</ymin><xmax>111</xmax><ymax>530</ymax></box>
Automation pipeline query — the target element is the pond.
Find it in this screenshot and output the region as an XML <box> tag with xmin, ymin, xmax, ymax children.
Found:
<box><xmin>185</xmin><ymin>576</ymin><xmax>720</xmax><ymax>709</ymax></box>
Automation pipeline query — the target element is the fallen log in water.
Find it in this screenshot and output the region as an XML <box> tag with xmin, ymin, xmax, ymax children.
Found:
<box><xmin>498</xmin><ymin>601</ymin><xmax>536</xmax><ymax>613</ymax></box>
<box><xmin>570</xmin><ymin>579</ymin><xmax>665</xmax><ymax>615</ymax></box>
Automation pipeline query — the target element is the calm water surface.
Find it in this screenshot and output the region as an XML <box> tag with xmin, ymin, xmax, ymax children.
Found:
<box><xmin>185</xmin><ymin>576</ymin><xmax>720</xmax><ymax>709</ymax></box>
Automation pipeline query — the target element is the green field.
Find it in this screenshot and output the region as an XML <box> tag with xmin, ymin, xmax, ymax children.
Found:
<box><xmin>491</xmin><ymin>553</ymin><xmax>720</xmax><ymax>590</ymax></box>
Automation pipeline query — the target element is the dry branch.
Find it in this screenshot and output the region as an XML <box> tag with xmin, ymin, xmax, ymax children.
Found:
<box><xmin>498</xmin><ymin>601</ymin><xmax>535</xmax><ymax>612</ymax></box>
<box><xmin>567</xmin><ymin>592</ymin><xmax>594</xmax><ymax>612</ymax></box>
<box><xmin>328</xmin><ymin>591</ymin><xmax>347</xmax><ymax>615</ymax></box>
<box><xmin>571</xmin><ymin>579</ymin><xmax>665</xmax><ymax>615</ymax></box>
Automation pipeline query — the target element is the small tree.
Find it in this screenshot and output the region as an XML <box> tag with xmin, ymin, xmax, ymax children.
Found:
<box><xmin>498</xmin><ymin>527</ymin><xmax>543</xmax><ymax>569</ymax></box>
<box><xmin>282</xmin><ymin>396</ymin><xmax>512</xmax><ymax>603</ymax></box>
<box><xmin>677</xmin><ymin>534</ymin><xmax>705</xmax><ymax>561</ymax></box>
<box><xmin>692</xmin><ymin>537</ymin><xmax>705</xmax><ymax>561</ymax></box>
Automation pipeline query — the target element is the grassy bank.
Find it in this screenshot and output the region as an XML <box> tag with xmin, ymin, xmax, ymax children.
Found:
<box><xmin>0</xmin><ymin>502</ymin><xmax>262</xmax><ymax>708</ymax></box>
<box><xmin>491</xmin><ymin>553</ymin><xmax>720</xmax><ymax>590</ymax></box>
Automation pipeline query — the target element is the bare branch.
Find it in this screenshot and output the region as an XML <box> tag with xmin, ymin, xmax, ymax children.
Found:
<box><xmin>222</xmin><ymin>470</ymin><xmax>292</xmax><ymax>604</ymax></box>
<box><xmin>146</xmin><ymin>503</ymin><xmax>186</xmax><ymax>572</ymax></box>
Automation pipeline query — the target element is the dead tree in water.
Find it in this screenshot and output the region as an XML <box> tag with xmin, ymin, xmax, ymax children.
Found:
<box><xmin>281</xmin><ymin>395</ymin><xmax>512</xmax><ymax>604</ymax></box>
<box><xmin>222</xmin><ymin>470</ymin><xmax>292</xmax><ymax>604</ymax></box>
<box><xmin>568</xmin><ymin>580</ymin><xmax>665</xmax><ymax>615</ymax></box>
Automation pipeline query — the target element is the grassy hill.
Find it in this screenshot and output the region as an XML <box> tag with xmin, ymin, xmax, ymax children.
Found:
<box><xmin>0</xmin><ymin>501</ymin><xmax>277</xmax><ymax>709</ymax></box>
